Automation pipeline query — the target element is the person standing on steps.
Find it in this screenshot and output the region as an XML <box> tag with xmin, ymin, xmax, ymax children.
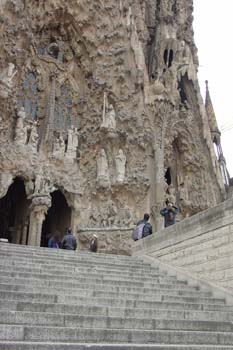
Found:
<box><xmin>132</xmin><ymin>213</ymin><xmax>153</xmax><ymax>241</ymax></box>
<box><xmin>48</xmin><ymin>233</ymin><xmax>60</xmax><ymax>249</ymax></box>
<box><xmin>160</xmin><ymin>200</ymin><xmax>179</xmax><ymax>228</ymax></box>
<box><xmin>61</xmin><ymin>228</ymin><xmax>77</xmax><ymax>251</ymax></box>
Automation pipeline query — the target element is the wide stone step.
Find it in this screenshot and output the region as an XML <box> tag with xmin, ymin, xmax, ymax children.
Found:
<box><xmin>0</xmin><ymin>250</ymin><xmax>146</xmax><ymax>269</ymax></box>
<box><xmin>0</xmin><ymin>294</ymin><xmax>227</xmax><ymax>316</ymax></box>
<box><xmin>0</xmin><ymin>274</ymin><xmax>187</xmax><ymax>292</ymax></box>
<box><xmin>0</xmin><ymin>283</ymin><xmax>211</xmax><ymax>300</ymax></box>
<box><xmin>0</xmin><ymin>264</ymin><xmax>162</xmax><ymax>280</ymax></box>
<box><xmin>1</xmin><ymin>300</ymin><xmax>233</xmax><ymax>322</ymax></box>
<box><xmin>0</xmin><ymin>288</ymin><xmax>223</xmax><ymax>308</ymax></box>
<box><xmin>0</xmin><ymin>270</ymin><xmax>183</xmax><ymax>288</ymax></box>
<box><xmin>0</xmin><ymin>265</ymin><xmax>165</xmax><ymax>281</ymax></box>
<box><xmin>0</xmin><ymin>277</ymin><xmax>195</xmax><ymax>295</ymax></box>
<box><xmin>0</xmin><ymin>245</ymin><xmax>137</xmax><ymax>262</ymax></box>
<box><xmin>0</xmin><ymin>253</ymin><xmax>154</xmax><ymax>272</ymax></box>
<box><xmin>58</xmin><ymin>294</ymin><xmax>224</xmax><ymax>307</ymax></box>
<box><xmin>1</xmin><ymin>310</ymin><xmax>233</xmax><ymax>332</ymax></box>
<box><xmin>0</xmin><ymin>260</ymin><xmax>157</xmax><ymax>276</ymax></box>
<box><xmin>1</xmin><ymin>325</ymin><xmax>233</xmax><ymax>344</ymax></box>
<box><xmin>1</xmin><ymin>343</ymin><xmax>233</xmax><ymax>350</ymax></box>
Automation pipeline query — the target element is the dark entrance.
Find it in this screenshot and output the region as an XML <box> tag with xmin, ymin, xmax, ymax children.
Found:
<box><xmin>0</xmin><ymin>177</ymin><xmax>30</xmax><ymax>244</ymax></box>
<box><xmin>41</xmin><ymin>190</ymin><xmax>71</xmax><ymax>247</ymax></box>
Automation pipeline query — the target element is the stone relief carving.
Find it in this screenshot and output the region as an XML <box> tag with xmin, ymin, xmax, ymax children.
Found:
<box><xmin>14</xmin><ymin>107</ymin><xmax>28</xmax><ymax>145</ymax></box>
<box><xmin>115</xmin><ymin>149</ymin><xmax>126</xmax><ymax>184</ymax></box>
<box><xmin>101</xmin><ymin>93</ymin><xmax>116</xmax><ymax>131</ymax></box>
<box><xmin>177</xmin><ymin>41</ymin><xmax>195</xmax><ymax>82</ymax></box>
<box><xmin>65</xmin><ymin>126</ymin><xmax>79</xmax><ymax>160</ymax></box>
<box><xmin>87</xmin><ymin>200</ymin><xmax>132</xmax><ymax>228</ymax></box>
<box><xmin>96</xmin><ymin>148</ymin><xmax>110</xmax><ymax>188</ymax></box>
<box><xmin>127</xmin><ymin>6</ymin><xmax>146</xmax><ymax>86</ymax></box>
<box><xmin>53</xmin><ymin>134</ymin><xmax>65</xmax><ymax>159</ymax></box>
<box><xmin>27</xmin><ymin>120</ymin><xmax>39</xmax><ymax>151</ymax></box>
<box><xmin>0</xmin><ymin>63</ymin><xmax>17</xmax><ymax>99</ymax></box>
<box><xmin>34</xmin><ymin>171</ymin><xmax>54</xmax><ymax>196</ymax></box>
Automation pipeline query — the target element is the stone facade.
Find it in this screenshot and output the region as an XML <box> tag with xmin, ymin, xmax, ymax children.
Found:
<box><xmin>0</xmin><ymin>0</ymin><xmax>228</xmax><ymax>249</ymax></box>
<box><xmin>78</xmin><ymin>227</ymin><xmax>133</xmax><ymax>256</ymax></box>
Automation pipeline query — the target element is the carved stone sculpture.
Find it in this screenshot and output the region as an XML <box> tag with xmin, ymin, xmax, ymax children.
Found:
<box><xmin>66</xmin><ymin>126</ymin><xmax>78</xmax><ymax>159</ymax></box>
<box><xmin>34</xmin><ymin>173</ymin><xmax>44</xmax><ymax>194</ymax></box>
<box><xmin>115</xmin><ymin>149</ymin><xmax>126</xmax><ymax>183</ymax></box>
<box><xmin>167</xmin><ymin>184</ymin><xmax>176</xmax><ymax>204</ymax></box>
<box><xmin>14</xmin><ymin>107</ymin><xmax>28</xmax><ymax>145</ymax></box>
<box><xmin>28</xmin><ymin>121</ymin><xmax>39</xmax><ymax>151</ymax></box>
<box><xmin>101</xmin><ymin>93</ymin><xmax>116</xmax><ymax>130</ymax></box>
<box><xmin>0</xmin><ymin>63</ymin><xmax>17</xmax><ymax>98</ymax></box>
<box><xmin>53</xmin><ymin>134</ymin><xmax>65</xmax><ymax>159</ymax></box>
<box><xmin>34</xmin><ymin>172</ymin><xmax>53</xmax><ymax>195</ymax></box>
<box><xmin>96</xmin><ymin>148</ymin><xmax>110</xmax><ymax>188</ymax></box>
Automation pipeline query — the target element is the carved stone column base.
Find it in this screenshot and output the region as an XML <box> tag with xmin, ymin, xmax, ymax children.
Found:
<box><xmin>27</xmin><ymin>195</ymin><xmax>51</xmax><ymax>247</ymax></box>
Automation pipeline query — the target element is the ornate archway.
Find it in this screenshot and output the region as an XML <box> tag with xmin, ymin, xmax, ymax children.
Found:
<box><xmin>41</xmin><ymin>190</ymin><xmax>71</xmax><ymax>247</ymax></box>
<box><xmin>0</xmin><ymin>177</ymin><xmax>30</xmax><ymax>244</ymax></box>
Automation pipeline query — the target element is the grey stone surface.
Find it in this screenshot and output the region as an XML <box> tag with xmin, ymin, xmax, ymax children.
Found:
<box><xmin>1</xmin><ymin>244</ymin><xmax>233</xmax><ymax>348</ymax></box>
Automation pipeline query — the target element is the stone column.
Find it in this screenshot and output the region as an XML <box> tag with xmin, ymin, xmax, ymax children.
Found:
<box><xmin>28</xmin><ymin>195</ymin><xmax>51</xmax><ymax>247</ymax></box>
<box><xmin>21</xmin><ymin>219</ymin><xmax>29</xmax><ymax>245</ymax></box>
<box><xmin>70</xmin><ymin>196</ymin><xmax>82</xmax><ymax>233</ymax></box>
<box><xmin>153</xmin><ymin>145</ymin><xmax>165</xmax><ymax>232</ymax></box>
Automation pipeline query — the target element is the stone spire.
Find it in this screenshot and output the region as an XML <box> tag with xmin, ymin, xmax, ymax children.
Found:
<box><xmin>205</xmin><ymin>80</ymin><xmax>221</xmax><ymax>144</ymax></box>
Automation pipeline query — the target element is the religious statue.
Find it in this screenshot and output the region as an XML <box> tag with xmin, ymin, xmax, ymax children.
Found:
<box><xmin>34</xmin><ymin>172</ymin><xmax>44</xmax><ymax>194</ymax></box>
<box><xmin>107</xmin><ymin>200</ymin><xmax>118</xmax><ymax>226</ymax></box>
<box><xmin>53</xmin><ymin>134</ymin><xmax>65</xmax><ymax>159</ymax></box>
<box><xmin>14</xmin><ymin>107</ymin><xmax>28</xmax><ymax>145</ymax></box>
<box><xmin>34</xmin><ymin>171</ymin><xmax>53</xmax><ymax>195</ymax></box>
<box><xmin>66</xmin><ymin>126</ymin><xmax>79</xmax><ymax>159</ymax></box>
<box><xmin>167</xmin><ymin>184</ymin><xmax>176</xmax><ymax>204</ymax></box>
<box><xmin>177</xmin><ymin>41</ymin><xmax>195</xmax><ymax>82</ymax></box>
<box><xmin>0</xmin><ymin>62</ymin><xmax>17</xmax><ymax>98</ymax></box>
<box><xmin>101</xmin><ymin>93</ymin><xmax>116</xmax><ymax>130</ymax></box>
<box><xmin>96</xmin><ymin>148</ymin><xmax>110</xmax><ymax>187</ymax></box>
<box><xmin>115</xmin><ymin>149</ymin><xmax>126</xmax><ymax>183</ymax></box>
<box><xmin>28</xmin><ymin>121</ymin><xmax>39</xmax><ymax>151</ymax></box>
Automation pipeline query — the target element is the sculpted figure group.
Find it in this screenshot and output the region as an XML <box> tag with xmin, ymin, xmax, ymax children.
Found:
<box><xmin>14</xmin><ymin>107</ymin><xmax>39</xmax><ymax>152</ymax></box>
<box><xmin>88</xmin><ymin>200</ymin><xmax>132</xmax><ymax>228</ymax></box>
<box><xmin>96</xmin><ymin>148</ymin><xmax>127</xmax><ymax>187</ymax></box>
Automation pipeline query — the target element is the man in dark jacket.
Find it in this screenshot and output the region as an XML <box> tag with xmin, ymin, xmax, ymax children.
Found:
<box><xmin>137</xmin><ymin>213</ymin><xmax>153</xmax><ymax>238</ymax></box>
<box><xmin>160</xmin><ymin>200</ymin><xmax>179</xmax><ymax>228</ymax></box>
<box><xmin>61</xmin><ymin>228</ymin><xmax>77</xmax><ymax>251</ymax></box>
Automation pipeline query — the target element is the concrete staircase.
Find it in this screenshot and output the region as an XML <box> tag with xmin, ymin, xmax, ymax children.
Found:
<box><xmin>0</xmin><ymin>244</ymin><xmax>233</xmax><ymax>349</ymax></box>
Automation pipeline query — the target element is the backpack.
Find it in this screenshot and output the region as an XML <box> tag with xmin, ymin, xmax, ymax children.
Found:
<box><xmin>132</xmin><ymin>223</ymin><xmax>145</xmax><ymax>241</ymax></box>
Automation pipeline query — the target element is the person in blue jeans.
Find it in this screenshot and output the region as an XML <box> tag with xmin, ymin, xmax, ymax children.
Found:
<box><xmin>160</xmin><ymin>200</ymin><xmax>179</xmax><ymax>228</ymax></box>
<box><xmin>48</xmin><ymin>234</ymin><xmax>60</xmax><ymax>249</ymax></box>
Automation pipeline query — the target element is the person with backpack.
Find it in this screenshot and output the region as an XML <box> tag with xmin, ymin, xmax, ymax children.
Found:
<box><xmin>160</xmin><ymin>200</ymin><xmax>179</xmax><ymax>228</ymax></box>
<box><xmin>132</xmin><ymin>213</ymin><xmax>153</xmax><ymax>241</ymax></box>
<box><xmin>61</xmin><ymin>228</ymin><xmax>77</xmax><ymax>251</ymax></box>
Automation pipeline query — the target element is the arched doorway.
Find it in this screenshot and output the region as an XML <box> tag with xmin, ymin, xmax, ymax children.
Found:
<box><xmin>41</xmin><ymin>190</ymin><xmax>71</xmax><ymax>247</ymax></box>
<box><xmin>0</xmin><ymin>177</ymin><xmax>30</xmax><ymax>244</ymax></box>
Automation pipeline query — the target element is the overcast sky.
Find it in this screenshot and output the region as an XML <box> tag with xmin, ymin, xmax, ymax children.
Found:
<box><xmin>193</xmin><ymin>0</ymin><xmax>233</xmax><ymax>177</ymax></box>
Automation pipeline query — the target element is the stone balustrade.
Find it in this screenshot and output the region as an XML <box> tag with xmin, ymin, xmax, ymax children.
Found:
<box><xmin>133</xmin><ymin>198</ymin><xmax>233</xmax><ymax>293</ymax></box>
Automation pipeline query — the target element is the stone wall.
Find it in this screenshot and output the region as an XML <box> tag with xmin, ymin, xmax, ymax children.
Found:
<box><xmin>0</xmin><ymin>0</ymin><xmax>227</xmax><ymax>248</ymax></box>
<box><xmin>77</xmin><ymin>227</ymin><xmax>133</xmax><ymax>256</ymax></box>
<box><xmin>133</xmin><ymin>198</ymin><xmax>233</xmax><ymax>293</ymax></box>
